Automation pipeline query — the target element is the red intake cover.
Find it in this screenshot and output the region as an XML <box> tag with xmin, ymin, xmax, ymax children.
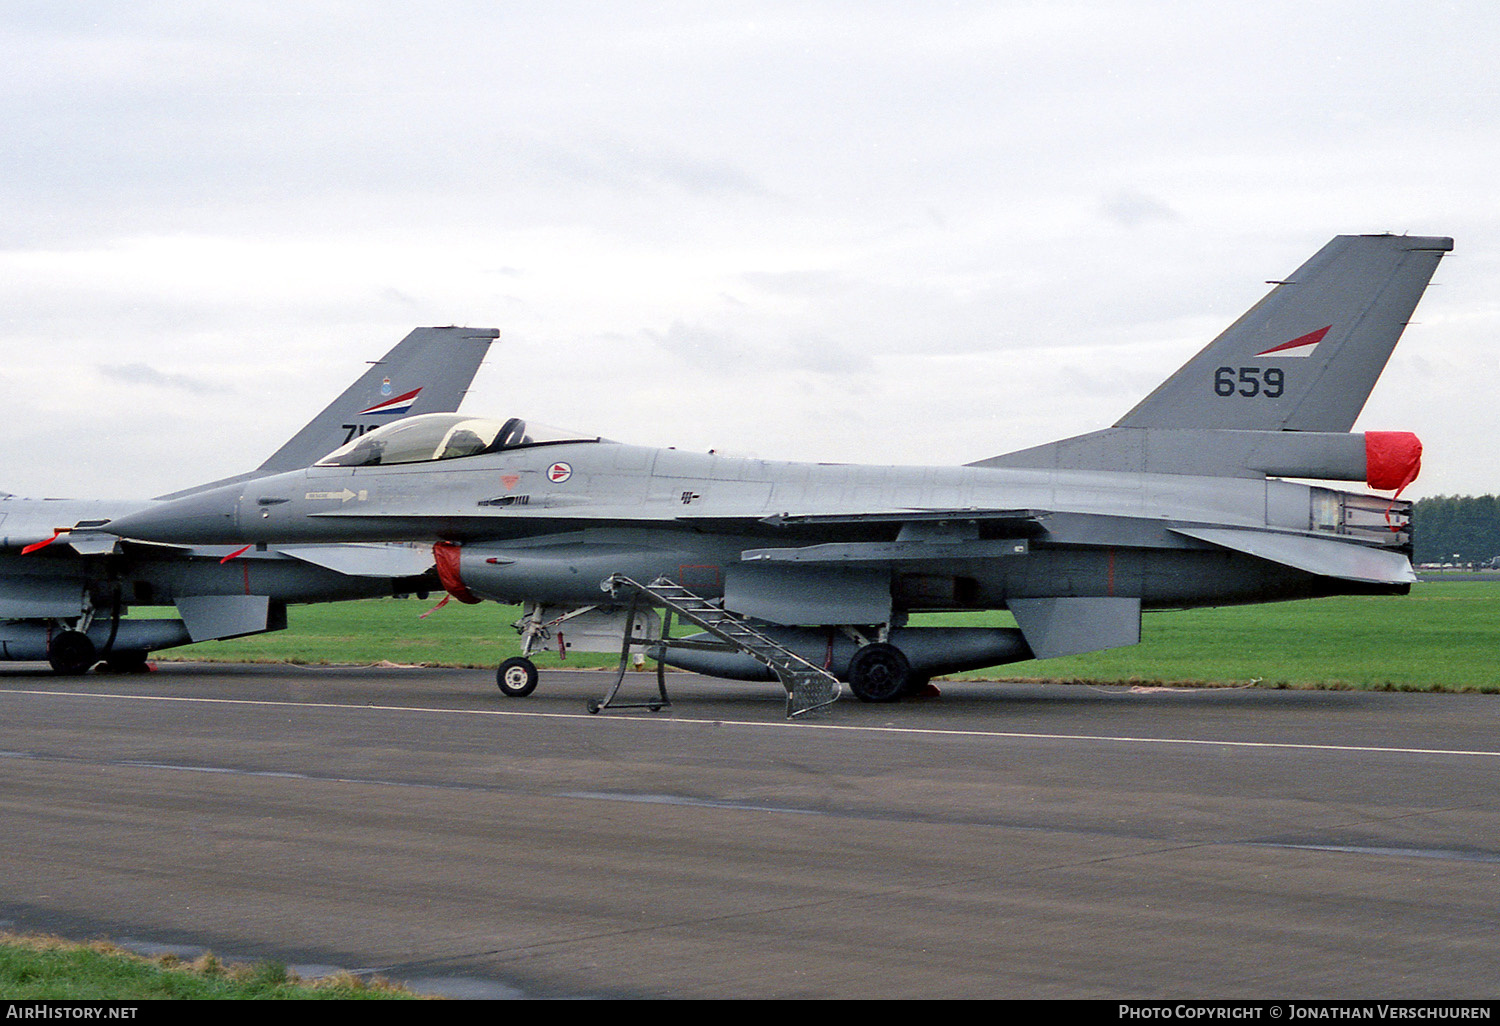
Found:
<box><xmin>1365</xmin><ymin>431</ymin><xmax>1422</xmax><ymax>493</ymax></box>
<box><xmin>433</xmin><ymin>541</ymin><xmax>481</xmax><ymax>604</ymax></box>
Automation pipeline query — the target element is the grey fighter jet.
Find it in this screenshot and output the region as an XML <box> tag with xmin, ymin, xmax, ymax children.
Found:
<box><xmin>107</xmin><ymin>236</ymin><xmax>1448</xmax><ymax>715</ymax></box>
<box><xmin>4</xmin><ymin>326</ymin><xmax>496</xmax><ymax>673</ymax></box>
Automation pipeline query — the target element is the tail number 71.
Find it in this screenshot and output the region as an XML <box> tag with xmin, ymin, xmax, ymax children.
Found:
<box><xmin>1215</xmin><ymin>366</ymin><xmax>1284</xmax><ymax>398</ymax></box>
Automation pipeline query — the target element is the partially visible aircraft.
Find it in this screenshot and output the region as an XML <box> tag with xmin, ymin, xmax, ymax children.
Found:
<box><xmin>108</xmin><ymin>236</ymin><xmax>1449</xmax><ymax>715</ymax></box>
<box><xmin>5</xmin><ymin>326</ymin><xmax>497</xmax><ymax>673</ymax></box>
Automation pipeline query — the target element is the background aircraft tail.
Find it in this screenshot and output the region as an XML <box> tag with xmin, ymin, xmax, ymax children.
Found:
<box><xmin>157</xmin><ymin>326</ymin><xmax>498</xmax><ymax>499</ymax></box>
<box><xmin>255</xmin><ymin>325</ymin><xmax>499</xmax><ymax>474</ymax></box>
<box><xmin>974</xmin><ymin>235</ymin><xmax>1450</xmax><ymax>485</ymax></box>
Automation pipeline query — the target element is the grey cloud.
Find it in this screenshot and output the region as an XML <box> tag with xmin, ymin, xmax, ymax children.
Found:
<box><xmin>97</xmin><ymin>362</ymin><xmax>224</xmax><ymax>394</ymax></box>
<box><xmin>644</xmin><ymin>319</ymin><xmax>875</xmax><ymax>377</ymax></box>
<box><xmin>644</xmin><ymin>321</ymin><xmax>752</xmax><ymax>369</ymax></box>
<box><xmin>1100</xmin><ymin>189</ymin><xmax>1180</xmax><ymax>228</ymax></box>
<box><xmin>740</xmin><ymin>270</ymin><xmax>856</xmax><ymax>298</ymax></box>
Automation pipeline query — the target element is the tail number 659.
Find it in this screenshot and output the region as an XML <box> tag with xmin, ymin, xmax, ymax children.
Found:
<box><xmin>1214</xmin><ymin>366</ymin><xmax>1284</xmax><ymax>398</ymax></box>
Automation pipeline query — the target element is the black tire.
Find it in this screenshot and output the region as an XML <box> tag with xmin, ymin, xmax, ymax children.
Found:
<box><xmin>847</xmin><ymin>642</ymin><xmax>910</xmax><ymax>703</ymax></box>
<box><xmin>496</xmin><ymin>656</ymin><xmax>539</xmax><ymax>697</ymax></box>
<box><xmin>902</xmin><ymin>674</ymin><xmax>932</xmax><ymax>696</ymax></box>
<box><xmin>101</xmin><ymin>650</ymin><xmax>151</xmax><ymax>674</ymax></box>
<box><xmin>48</xmin><ymin>631</ymin><xmax>97</xmax><ymax>676</ymax></box>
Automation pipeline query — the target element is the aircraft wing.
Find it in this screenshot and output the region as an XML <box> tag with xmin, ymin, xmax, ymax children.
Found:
<box><xmin>289</xmin><ymin>505</ymin><xmax>1055</xmax><ymax>544</ymax></box>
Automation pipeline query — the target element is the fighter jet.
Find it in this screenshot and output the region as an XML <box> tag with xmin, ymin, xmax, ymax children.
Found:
<box><xmin>107</xmin><ymin>236</ymin><xmax>1448</xmax><ymax>715</ymax></box>
<box><xmin>4</xmin><ymin>326</ymin><xmax>497</xmax><ymax>673</ymax></box>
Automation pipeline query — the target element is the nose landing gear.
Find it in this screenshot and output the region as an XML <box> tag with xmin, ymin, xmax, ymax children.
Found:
<box><xmin>496</xmin><ymin>656</ymin><xmax>539</xmax><ymax>697</ymax></box>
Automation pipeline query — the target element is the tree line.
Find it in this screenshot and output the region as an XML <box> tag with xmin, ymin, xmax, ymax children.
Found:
<box><xmin>1411</xmin><ymin>495</ymin><xmax>1500</xmax><ymax>565</ymax></box>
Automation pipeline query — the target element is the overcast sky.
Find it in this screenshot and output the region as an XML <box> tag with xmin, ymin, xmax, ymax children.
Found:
<box><xmin>3</xmin><ymin>1</ymin><xmax>1497</xmax><ymax>501</ymax></box>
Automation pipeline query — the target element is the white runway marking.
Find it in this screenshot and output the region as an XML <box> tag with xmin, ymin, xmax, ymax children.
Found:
<box><xmin>5</xmin><ymin>686</ymin><xmax>1500</xmax><ymax>761</ymax></box>
<box><xmin>1256</xmin><ymin>841</ymin><xmax>1500</xmax><ymax>864</ymax></box>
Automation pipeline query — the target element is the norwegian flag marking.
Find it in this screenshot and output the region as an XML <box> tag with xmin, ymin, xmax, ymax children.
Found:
<box><xmin>359</xmin><ymin>387</ymin><xmax>422</xmax><ymax>415</ymax></box>
<box><xmin>1255</xmin><ymin>325</ymin><xmax>1331</xmax><ymax>358</ymax></box>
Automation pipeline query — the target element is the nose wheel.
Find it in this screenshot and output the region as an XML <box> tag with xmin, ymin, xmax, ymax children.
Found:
<box><xmin>496</xmin><ymin>656</ymin><xmax>539</xmax><ymax>697</ymax></box>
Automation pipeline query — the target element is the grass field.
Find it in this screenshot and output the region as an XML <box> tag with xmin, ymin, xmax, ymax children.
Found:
<box><xmin>158</xmin><ymin>581</ymin><xmax>1500</xmax><ymax>693</ymax></box>
<box><xmin>0</xmin><ymin>932</ymin><xmax>416</xmax><ymax>1000</ymax></box>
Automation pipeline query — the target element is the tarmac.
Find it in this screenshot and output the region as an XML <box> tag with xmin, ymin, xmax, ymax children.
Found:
<box><xmin>2</xmin><ymin>661</ymin><xmax>1498</xmax><ymax>999</ymax></box>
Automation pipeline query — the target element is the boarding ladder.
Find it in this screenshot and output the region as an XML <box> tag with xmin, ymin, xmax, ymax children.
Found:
<box><xmin>592</xmin><ymin>575</ymin><xmax>843</xmax><ymax>718</ymax></box>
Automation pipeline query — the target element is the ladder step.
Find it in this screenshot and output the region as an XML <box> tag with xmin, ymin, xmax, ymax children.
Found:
<box><xmin>605</xmin><ymin>574</ymin><xmax>842</xmax><ymax>717</ymax></box>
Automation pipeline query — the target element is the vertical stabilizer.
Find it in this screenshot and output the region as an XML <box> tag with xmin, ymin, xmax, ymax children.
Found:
<box><xmin>1114</xmin><ymin>234</ymin><xmax>1450</xmax><ymax>432</ymax></box>
<box><xmin>155</xmin><ymin>326</ymin><xmax>498</xmax><ymax>500</ymax></box>
<box><xmin>256</xmin><ymin>326</ymin><xmax>499</xmax><ymax>473</ymax></box>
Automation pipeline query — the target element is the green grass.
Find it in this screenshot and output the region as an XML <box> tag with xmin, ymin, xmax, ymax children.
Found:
<box><xmin>918</xmin><ymin>582</ymin><xmax>1500</xmax><ymax>691</ymax></box>
<box><xmin>0</xmin><ymin>932</ymin><xmax>417</xmax><ymax>1000</ymax></box>
<box><xmin>153</xmin><ymin>581</ymin><xmax>1500</xmax><ymax>692</ymax></box>
<box><xmin>169</xmin><ymin>595</ymin><xmax>623</xmax><ymax>670</ymax></box>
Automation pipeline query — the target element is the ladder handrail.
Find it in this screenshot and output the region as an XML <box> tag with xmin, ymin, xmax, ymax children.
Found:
<box><xmin>603</xmin><ymin>574</ymin><xmax>842</xmax><ymax>716</ymax></box>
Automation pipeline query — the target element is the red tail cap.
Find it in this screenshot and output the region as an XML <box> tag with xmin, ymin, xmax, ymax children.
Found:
<box><xmin>1366</xmin><ymin>431</ymin><xmax>1422</xmax><ymax>494</ymax></box>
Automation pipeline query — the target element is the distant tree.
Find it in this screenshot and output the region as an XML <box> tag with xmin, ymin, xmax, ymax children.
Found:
<box><xmin>1412</xmin><ymin>495</ymin><xmax>1500</xmax><ymax>564</ymax></box>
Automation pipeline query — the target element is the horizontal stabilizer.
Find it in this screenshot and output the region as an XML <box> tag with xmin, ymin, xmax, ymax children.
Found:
<box><xmin>1171</xmin><ymin>527</ymin><xmax>1415</xmax><ymax>585</ymax></box>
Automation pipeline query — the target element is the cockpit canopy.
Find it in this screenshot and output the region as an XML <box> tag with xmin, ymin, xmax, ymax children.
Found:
<box><xmin>316</xmin><ymin>412</ymin><xmax>596</xmax><ymax>468</ymax></box>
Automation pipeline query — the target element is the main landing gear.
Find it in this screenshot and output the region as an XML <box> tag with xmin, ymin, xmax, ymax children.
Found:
<box><xmin>844</xmin><ymin>641</ymin><xmax>936</xmax><ymax>703</ymax></box>
<box><xmin>47</xmin><ymin>630</ymin><xmax>97</xmax><ymax>676</ymax></box>
<box><xmin>846</xmin><ymin>642</ymin><xmax>909</xmax><ymax>703</ymax></box>
<box><xmin>490</xmin><ymin>586</ymin><xmax>940</xmax><ymax>713</ymax></box>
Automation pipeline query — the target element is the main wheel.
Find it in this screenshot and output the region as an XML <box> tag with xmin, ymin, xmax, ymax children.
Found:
<box><xmin>47</xmin><ymin>631</ymin><xmax>97</xmax><ymax>676</ymax></box>
<box><xmin>100</xmin><ymin>650</ymin><xmax>151</xmax><ymax>674</ymax></box>
<box><xmin>903</xmin><ymin>674</ymin><xmax>942</xmax><ymax>698</ymax></box>
<box><xmin>847</xmin><ymin>642</ymin><xmax>910</xmax><ymax>703</ymax></box>
<box><xmin>496</xmin><ymin>656</ymin><xmax>539</xmax><ymax>697</ymax></box>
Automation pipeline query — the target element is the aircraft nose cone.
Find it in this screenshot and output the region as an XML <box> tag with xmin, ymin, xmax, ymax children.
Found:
<box><xmin>104</xmin><ymin>484</ymin><xmax>243</xmax><ymax>544</ymax></box>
